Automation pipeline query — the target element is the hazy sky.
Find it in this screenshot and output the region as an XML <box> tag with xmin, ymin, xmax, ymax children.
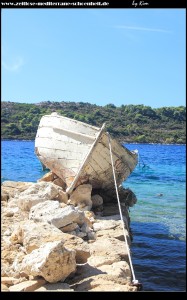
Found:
<box><xmin>2</xmin><ymin>8</ymin><xmax>186</xmax><ymax>108</ymax></box>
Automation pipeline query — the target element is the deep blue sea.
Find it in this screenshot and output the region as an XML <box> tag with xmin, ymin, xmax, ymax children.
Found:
<box><xmin>1</xmin><ymin>141</ymin><xmax>186</xmax><ymax>292</ymax></box>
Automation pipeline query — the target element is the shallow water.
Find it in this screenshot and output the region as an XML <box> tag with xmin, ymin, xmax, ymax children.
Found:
<box><xmin>124</xmin><ymin>144</ymin><xmax>186</xmax><ymax>291</ymax></box>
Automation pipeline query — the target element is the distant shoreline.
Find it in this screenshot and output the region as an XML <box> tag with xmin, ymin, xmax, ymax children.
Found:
<box><xmin>1</xmin><ymin>139</ymin><xmax>186</xmax><ymax>146</ymax></box>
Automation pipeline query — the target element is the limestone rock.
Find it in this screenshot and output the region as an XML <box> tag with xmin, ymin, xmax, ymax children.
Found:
<box><xmin>91</xmin><ymin>194</ymin><xmax>103</xmax><ymax>207</ymax></box>
<box><xmin>87</xmin><ymin>278</ymin><xmax>136</xmax><ymax>291</ymax></box>
<box><xmin>69</xmin><ymin>184</ymin><xmax>92</xmax><ymax>211</ymax></box>
<box><xmin>18</xmin><ymin>241</ymin><xmax>76</xmax><ymax>283</ymax></box>
<box><xmin>1</xmin><ymin>181</ymin><xmax>34</xmax><ymax>199</ymax></box>
<box><xmin>102</xmin><ymin>203</ymin><xmax>129</xmax><ymax>218</ymax></box>
<box><xmin>1</xmin><ymin>283</ymin><xmax>9</xmax><ymax>291</ymax></box>
<box><xmin>53</xmin><ymin>178</ymin><xmax>66</xmax><ymax>190</ymax></box>
<box><xmin>1</xmin><ymin>276</ymin><xmax>26</xmax><ymax>286</ymax></box>
<box><xmin>69</xmin><ymin>264</ymin><xmax>136</xmax><ymax>292</ymax></box>
<box><xmin>59</xmin><ymin>222</ymin><xmax>78</xmax><ymax>233</ymax></box>
<box><xmin>11</xmin><ymin>220</ymin><xmax>65</xmax><ymax>253</ymax></box>
<box><xmin>98</xmin><ymin>261</ymin><xmax>131</xmax><ymax>279</ymax></box>
<box><xmin>3</xmin><ymin>206</ymin><xmax>20</xmax><ymax>217</ymax></box>
<box><xmin>35</xmin><ymin>282</ymin><xmax>74</xmax><ymax>291</ymax></box>
<box><xmin>24</xmin><ymin>181</ymin><xmax>61</xmax><ymax>198</ymax></box>
<box><xmin>88</xmin><ymin>237</ymin><xmax>128</xmax><ymax>267</ymax></box>
<box><xmin>100</xmin><ymin>186</ymin><xmax>137</xmax><ymax>207</ymax></box>
<box><xmin>37</xmin><ymin>171</ymin><xmax>56</xmax><ymax>182</ymax></box>
<box><xmin>29</xmin><ymin>201</ymin><xmax>85</xmax><ymax>228</ymax></box>
<box><xmin>8</xmin><ymin>279</ymin><xmax>46</xmax><ymax>292</ymax></box>
<box><xmin>18</xmin><ymin>195</ymin><xmax>50</xmax><ymax>211</ymax></box>
<box><xmin>38</xmin><ymin>172</ymin><xmax>67</xmax><ymax>190</ymax></box>
<box><xmin>29</xmin><ymin>199</ymin><xmax>60</xmax><ymax>219</ymax></box>
<box><xmin>84</xmin><ymin>211</ymin><xmax>95</xmax><ymax>228</ymax></box>
<box><xmin>123</xmin><ymin>188</ymin><xmax>137</xmax><ymax>207</ymax></box>
<box><xmin>16</xmin><ymin>181</ymin><xmax>65</xmax><ymax>211</ymax></box>
<box><xmin>1</xmin><ymin>178</ymin><xmax>137</xmax><ymax>292</ymax></box>
<box><xmin>6</xmin><ymin>198</ymin><xmax>20</xmax><ymax>210</ymax></box>
<box><xmin>93</xmin><ymin>219</ymin><xmax>120</xmax><ymax>232</ymax></box>
<box><xmin>1</xmin><ymin>247</ymin><xmax>27</xmax><ymax>278</ymax></box>
<box><xmin>77</xmin><ymin>262</ymin><xmax>129</xmax><ymax>283</ymax></box>
<box><xmin>87</xmin><ymin>231</ymin><xmax>96</xmax><ymax>240</ymax></box>
<box><xmin>16</xmin><ymin>182</ymin><xmax>62</xmax><ymax>211</ymax></box>
<box><xmin>9</xmin><ymin>219</ymin><xmax>90</xmax><ymax>264</ymax></box>
<box><xmin>1</xmin><ymin>192</ymin><xmax>9</xmax><ymax>202</ymax></box>
<box><xmin>80</xmin><ymin>223</ymin><xmax>91</xmax><ymax>234</ymax></box>
<box><xmin>56</xmin><ymin>190</ymin><xmax>68</xmax><ymax>203</ymax></box>
<box><xmin>75</xmin><ymin>230</ymin><xmax>87</xmax><ymax>239</ymax></box>
<box><xmin>96</xmin><ymin>227</ymin><xmax>125</xmax><ymax>241</ymax></box>
<box><xmin>10</xmin><ymin>224</ymin><xmax>23</xmax><ymax>245</ymax></box>
<box><xmin>93</xmin><ymin>219</ymin><xmax>130</xmax><ymax>242</ymax></box>
<box><xmin>63</xmin><ymin>234</ymin><xmax>90</xmax><ymax>264</ymax></box>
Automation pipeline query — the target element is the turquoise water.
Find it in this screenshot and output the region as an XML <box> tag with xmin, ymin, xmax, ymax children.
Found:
<box><xmin>1</xmin><ymin>141</ymin><xmax>186</xmax><ymax>291</ymax></box>
<box><xmin>124</xmin><ymin>144</ymin><xmax>186</xmax><ymax>292</ymax></box>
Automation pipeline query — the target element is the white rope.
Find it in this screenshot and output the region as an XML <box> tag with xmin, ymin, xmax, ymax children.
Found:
<box><xmin>107</xmin><ymin>132</ymin><xmax>138</xmax><ymax>284</ymax></box>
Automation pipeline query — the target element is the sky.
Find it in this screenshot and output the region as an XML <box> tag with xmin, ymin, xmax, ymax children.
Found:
<box><xmin>1</xmin><ymin>8</ymin><xmax>186</xmax><ymax>108</ymax></box>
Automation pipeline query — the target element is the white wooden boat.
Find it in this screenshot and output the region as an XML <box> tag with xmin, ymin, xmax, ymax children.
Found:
<box><xmin>35</xmin><ymin>112</ymin><xmax>138</xmax><ymax>194</ymax></box>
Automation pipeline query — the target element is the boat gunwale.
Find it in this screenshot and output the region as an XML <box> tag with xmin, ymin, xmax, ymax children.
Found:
<box><xmin>40</xmin><ymin>113</ymin><xmax>101</xmax><ymax>132</ymax></box>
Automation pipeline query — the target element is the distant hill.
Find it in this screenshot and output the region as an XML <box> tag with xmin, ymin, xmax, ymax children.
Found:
<box><xmin>1</xmin><ymin>101</ymin><xmax>186</xmax><ymax>144</ymax></box>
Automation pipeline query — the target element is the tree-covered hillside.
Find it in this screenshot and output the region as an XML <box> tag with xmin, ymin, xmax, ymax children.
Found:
<box><xmin>1</xmin><ymin>101</ymin><xmax>186</xmax><ymax>144</ymax></box>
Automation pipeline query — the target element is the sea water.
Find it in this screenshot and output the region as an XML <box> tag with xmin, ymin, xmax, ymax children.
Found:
<box><xmin>124</xmin><ymin>144</ymin><xmax>186</xmax><ymax>292</ymax></box>
<box><xmin>1</xmin><ymin>141</ymin><xmax>186</xmax><ymax>291</ymax></box>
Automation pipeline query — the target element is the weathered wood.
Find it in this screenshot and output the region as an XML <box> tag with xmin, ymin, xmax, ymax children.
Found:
<box><xmin>39</xmin><ymin>113</ymin><xmax>100</xmax><ymax>136</ymax></box>
<box><xmin>35</xmin><ymin>138</ymin><xmax>90</xmax><ymax>157</ymax></box>
<box><xmin>35</xmin><ymin>113</ymin><xmax>138</xmax><ymax>193</ymax></box>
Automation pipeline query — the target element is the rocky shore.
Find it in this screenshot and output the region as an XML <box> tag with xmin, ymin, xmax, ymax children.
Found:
<box><xmin>1</xmin><ymin>172</ymin><xmax>138</xmax><ymax>292</ymax></box>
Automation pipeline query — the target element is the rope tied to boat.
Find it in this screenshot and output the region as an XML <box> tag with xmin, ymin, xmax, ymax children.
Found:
<box><xmin>107</xmin><ymin>132</ymin><xmax>142</xmax><ymax>291</ymax></box>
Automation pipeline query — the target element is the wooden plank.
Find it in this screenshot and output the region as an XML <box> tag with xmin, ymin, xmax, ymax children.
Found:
<box><xmin>58</xmin><ymin>158</ymin><xmax>82</xmax><ymax>169</ymax></box>
<box><xmin>36</xmin><ymin>149</ymin><xmax>86</xmax><ymax>162</ymax></box>
<box><xmin>91</xmin><ymin>148</ymin><xmax>111</xmax><ymax>171</ymax></box>
<box><xmin>82</xmin><ymin>161</ymin><xmax>114</xmax><ymax>189</ymax></box>
<box><xmin>36</xmin><ymin>127</ymin><xmax>72</xmax><ymax>143</ymax></box>
<box><xmin>39</xmin><ymin>115</ymin><xmax>100</xmax><ymax>136</ymax></box>
<box><xmin>36</xmin><ymin>127</ymin><xmax>94</xmax><ymax>146</ymax></box>
<box><xmin>38</xmin><ymin>148</ymin><xmax>82</xmax><ymax>168</ymax></box>
<box><xmin>101</xmin><ymin>133</ymin><xmax>137</xmax><ymax>170</ymax></box>
<box><xmin>35</xmin><ymin>137</ymin><xmax>91</xmax><ymax>152</ymax></box>
<box><xmin>96</xmin><ymin>142</ymin><xmax>113</xmax><ymax>165</ymax></box>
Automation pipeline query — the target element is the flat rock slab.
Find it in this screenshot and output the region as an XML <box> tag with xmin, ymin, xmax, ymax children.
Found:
<box><xmin>1</xmin><ymin>276</ymin><xmax>21</xmax><ymax>286</ymax></box>
<box><xmin>8</xmin><ymin>279</ymin><xmax>46</xmax><ymax>292</ymax></box>
<box><xmin>88</xmin><ymin>236</ymin><xmax>128</xmax><ymax>267</ymax></box>
<box><xmin>1</xmin><ymin>283</ymin><xmax>9</xmax><ymax>291</ymax></box>
<box><xmin>35</xmin><ymin>282</ymin><xmax>74</xmax><ymax>292</ymax></box>
<box><xmin>71</xmin><ymin>274</ymin><xmax>136</xmax><ymax>292</ymax></box>
<box><xmin>93</xmin><ymin>219</ymin><xmax>121</xmax><ymax>231</ymax></box>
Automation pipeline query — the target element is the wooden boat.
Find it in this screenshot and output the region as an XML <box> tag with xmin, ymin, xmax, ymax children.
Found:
<box><xmin>35</xmin><ymin>112</ymin><xmax>138</xmax><ymax>194</ymax></box>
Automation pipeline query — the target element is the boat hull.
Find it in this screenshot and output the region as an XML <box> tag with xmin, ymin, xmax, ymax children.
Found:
<box><xmin>35</xmin><ymin>113</ymin><xmax>138</xmax><ymax>193</ymax></box>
